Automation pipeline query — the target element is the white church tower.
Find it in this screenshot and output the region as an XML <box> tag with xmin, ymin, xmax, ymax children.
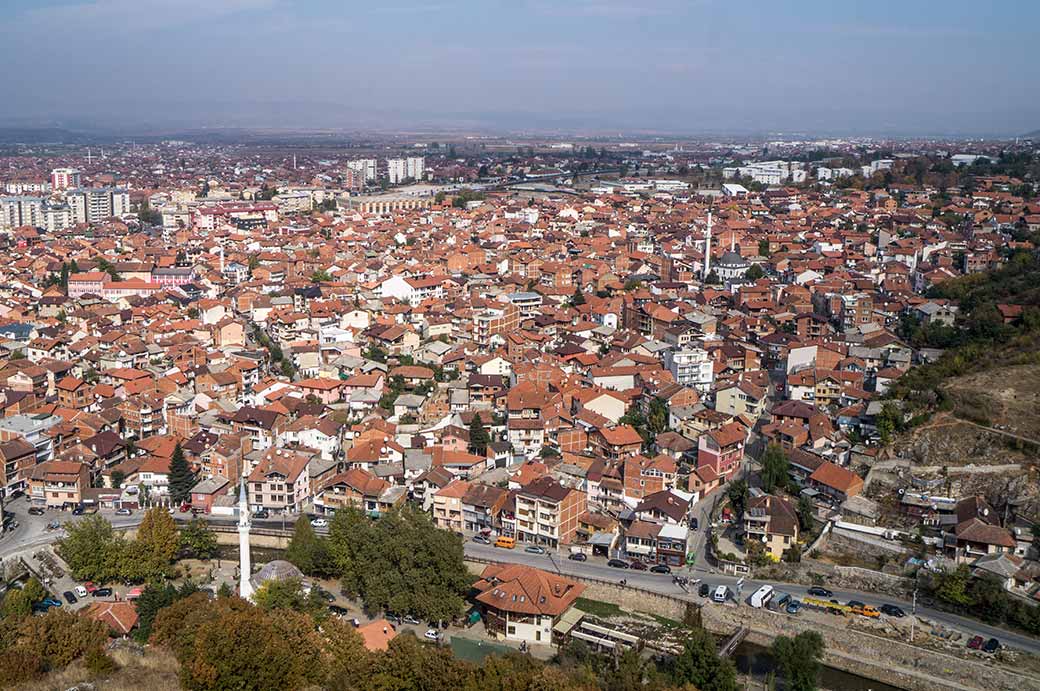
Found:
<box><xmin>237</xmin><ymin>477</ymin><xmax>253</xmax><ymax>599</ymax></box>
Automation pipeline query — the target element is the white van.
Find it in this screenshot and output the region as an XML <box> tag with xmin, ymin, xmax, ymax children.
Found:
<box><xmin>750</xmin><ymin>584</ymin><xmax>774</xmax><ymax>609</ymax></box>
<box><xmin>712</xmin><ymin>585</ymin><xmax>729</xmax><ymax>603</ymax></box>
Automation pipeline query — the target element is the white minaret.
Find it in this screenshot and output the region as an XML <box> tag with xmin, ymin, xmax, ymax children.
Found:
<box><xmin>702</xmin><ymin>211</ymin><xmax>713</xmax><ymax>280</ymax></box>
<box><xmin>237</xmin><ymin>477</ymin><xmax>253</xmax><ymax>599</ymax></box>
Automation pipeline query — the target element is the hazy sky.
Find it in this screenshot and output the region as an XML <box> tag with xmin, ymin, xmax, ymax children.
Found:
<box><xmin>1</xmin><ymin>0</ymin><xmax>1037</xmax><ymax>136</ymax></box>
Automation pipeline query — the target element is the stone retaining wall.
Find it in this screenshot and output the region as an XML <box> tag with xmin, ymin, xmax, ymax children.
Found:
<box><xmin>702</xmin><ymin>601</ymin><xmax>1040</xmax><ymax>691</ymax></box>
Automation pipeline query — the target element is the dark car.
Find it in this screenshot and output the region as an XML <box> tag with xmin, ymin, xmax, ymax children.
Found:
<box><xmin>71</xmin><ymin>505</ymin><xmax>84</xmax><ymax>515</ymax></box>
<box><xmin>252</xmin><ymin>509</ymin><xmax>269</xmax><ymax>519</ymax></box>
<box><xmin>28</xmin><ymin>507</ymin><xmax>44</xmax><ymax>516</ymax></box>
<box><xmin>568</xmin><ymin>552</ymin><xmax>587</xmax><ymax>561</ymax></box>
<box><xmin>629</xmin><ymin>561</ymin><xmax>648</xmax><ymax>571</ymax></box>
<box><xmin>62</xmin><ymin>590</ymin><xmax>78</xmax><ymax>605</ymax></box>
<box><xmin>846</xmin><ymin>600</ymin><xmax>865</xmax><ymax>609</ymax></box>
<box><xmin>691</xmin><ymin>517</ymin><xmax>699</xmax><ymax>530</ymax></box>
<box><xmin>93</xmin><ymin>588</ymin><xmax>113</xmax><ymax>597</ymax></box>
<box><xmin>650</xmin><ymin>564</ymin><xmax>671</xmax><ymax>574</ymax></box>
<box><xmin>471</xmin><ymin>535</ymin><xmax>491</xmax><ymax>544</ymax></box>
<box><xmin>807</xmin><ymin>586</ymin><xmax>833</xmax><ymax>597</ymax></box>
<box><xmin>967</xmin><ymin>635</ymin><xmax>984</xmax><ymax>650</ymax></box>
<box><xmin>983</xmin><ymin>638</ymin><xmax>1001</xmax><ymax>654</ymax></box>
<box><xmin>328</xmin><ymin>605</ymin><xmax>350</xmax><ymax>617</ymax></box>
<box><xmin>880</xmin><ymin>604</ymin><xmax>905</xmax><ymax>617</ymax></box>
<box><xmin>607</xmin><ymin>559</ymin><xmax>629</xmax><ymax>569</ymax></box>
<box><xmin>699</xmin><ymin>583</ymin><xmax>711</xmax><ymax>597</ymax></box>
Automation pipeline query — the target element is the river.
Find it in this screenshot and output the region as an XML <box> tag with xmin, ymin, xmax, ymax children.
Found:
<box><xmin>733</xmin><ymin>642</ymin><xmax>907</xmax><ymax>691</ymax></box>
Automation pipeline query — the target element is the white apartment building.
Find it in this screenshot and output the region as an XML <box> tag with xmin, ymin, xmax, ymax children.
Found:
<box><xmin>51</xmin><ymin>168</ymin><xmax>81</xmax><ymax>191</ymax></box>
<box><xmin>406</xmin><ymin>156</ymin><xmax>425</xmax><ymax>181</ymax></box>
<box><xmin>347</xmin><ymin>159</ymin><xmax>377</xmax><ymax>182</ymax></box>
<box><xmin>0</xmin><ymin>196</ymin><xmax>44</xmax><ymax>229</ymax></box>
<box><xmin>67</xmin><ymin>188</ymin><xmax>131</xmax><ymax>224</ymax></box>
<box><xmin>664</xmin><ymin>347</ymin><xmax>714</xmax><ymax>392</ymax></box>
<box><xmin>45</xmin><ymin>205</ymin><xmax>73</xmax><ymax>232</ymax></box>
<box><xmin>386</xmin><ymin>158</ymin><xmax>408</xmax><ymax>184</ymax></box>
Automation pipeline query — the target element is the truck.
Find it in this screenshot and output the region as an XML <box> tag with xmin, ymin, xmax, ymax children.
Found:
<box><xmin>712</xmin><ymin>585</ymin><xmax>730</xmax><ymax>603</ymax></box>
<box><xmin>750</xmin><ymin>584</ymin><xmax>774</xmax><ymax>609</ymax></box>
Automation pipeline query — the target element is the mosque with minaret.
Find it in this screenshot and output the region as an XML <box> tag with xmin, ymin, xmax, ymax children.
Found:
<box><xmin>236</xmin><ymin>476</ymin><xmax>305</xmax><ymax>600</ymax></box>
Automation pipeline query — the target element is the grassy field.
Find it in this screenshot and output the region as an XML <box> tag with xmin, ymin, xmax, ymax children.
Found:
<box><xmin>10</xmin><ymin>646</ymin><xmax>180</xmax><ymax>691</ymax></box>
<box><xmin>574</xmin><ymin>597</ymin><xmax>624</xmax><ymax>618</ymax></box>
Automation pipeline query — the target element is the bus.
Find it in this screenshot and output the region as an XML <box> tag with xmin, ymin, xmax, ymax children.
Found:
<box><xmin>750</xmin><ymin>584</ymin><xmax>774</xmax><ymax>609</ymax></box>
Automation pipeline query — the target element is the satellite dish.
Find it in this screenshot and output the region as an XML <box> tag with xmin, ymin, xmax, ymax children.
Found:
<box><xmin>983</xmin><ymin>508</ymin><xmax>990</xmax><ymax>516</ymax></box>
<box><xmin>898</xmin><ymin>488</ymin><xmax>905</xmax><ymax>495</ymax></box>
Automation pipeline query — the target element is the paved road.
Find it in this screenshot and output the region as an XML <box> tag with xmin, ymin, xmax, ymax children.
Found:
<box><xmin>3</xmin><ymin>498</ymin><xmax>1037</xmax><ymax>655</ymax></box>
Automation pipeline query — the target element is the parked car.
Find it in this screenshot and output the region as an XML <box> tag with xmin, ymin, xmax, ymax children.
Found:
<box><xmin>650</xmin><ymin>564</ymin><xmax>671</xmax><ymax>574</ymax></box>
<box><xmin>628</xmin><ymin>561</ymin><xmax>648</xmax><ymax>571</ymax></box>
<box><xmin>310</xmin><ymin>518</ymin><xmax>329</xmax><ymax>529</ymax></box>
<box><xmin>691</xmin><ymin>517</ymin><xmax>699</xmax><ymax>530</ymax></box>
<box><xmin>472</xmin><ymin>535</ymin><xmax>490</xmax><ymax>544</ymax></box>
<box><xmin>40</xmin><ymin>597</ymin><xmax>62</xmax><ymax>608</ymax></box>
<box><xmin>967</xmin><ymin>636</ymin><xmax>984</xmax><ymax>650</ymax></box>
<box><xmin>71</xmin><ymin>505</ymin><xmax>84</xmax><ymax>516</ymax></box>
<box><xmin>983</xmin><ymin>638</ymin><xmax>1001</xmax><ymax>654</ymax></box>
<box><xmin>846</xmin><ymin>600</ymin><xmax>865</xmax><ymax>609</ymax></box>
<box><xmin>253</xmin><ymin>509</ymin><xmax>270</xmax><ymax>519</ymax></box>
<box><xmin>699</xmin><ymin>583</ymin><xmax>711</xmax><ymax>597</ymax></box>
<box><xmin>786</xmin><ymin>600</ymin><xmax>802</xmax><ymax>614</ymax></box>
<box><xmin>93</xmin><ymin>588</ymin><xmax>113</xmax><ymax>597</ymax></box>
<box><xmin>403</xmin><ymin>615</ymin><xmax>421</xmax><ymax>625</ymax></box>
<box><xmin>179</xmin><ymin>503</ymin><xmax>192</xmax><ymax>513</ymax></box>
<box><xmin>607</xmin><ymin>559</ymin><xmax>629</xmax><ymax>569</ymax></box>
<box><xmin>880</xmin><ymin>604</ymin><xmax>905</xmax><ymax>618</ymax></box>
<box><xmin>807</xmin><ymin>586</ymin><xmax>832</xmax><ymax>597</ymax></box>
<box><xmin>424</xmin><ymin>629</ymin><xmax>441</xmax><ymax>641</ymax></box>
<box><xmin>83</xmin><ymin>582</ymin><xmax>99</xmax><ymax>594</ymax></box>
<box><xmin>115</xmin><ymin>508</ymin><xmax>132</xmax><ymax>516</ymax></box>
<box><xmin>568</xmin><ymin>552</ymin><xmax>587</xmax><ymax>561</ymax></box>
<box><xmin>328</xmin><ymin>605</ymin><xmax>350</xmax><ymax>617</ymax></box>
<box><xmin>27</xmin><ymin>507</ymin><xmax>44</xmax><ymax>516</ymax></box>
<box><xmin>62</xmin><ymin>590</ymin><xmax>78</xmax><ymax>605</ymax></box>
<box><xmin>524</xmin><ymin>545</ymin><xmax>546</xmax><ymax>554</ymax></box>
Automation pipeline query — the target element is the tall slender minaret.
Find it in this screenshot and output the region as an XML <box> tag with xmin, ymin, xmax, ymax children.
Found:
<box><xmin>702</xmin><ymin>211</ymin><xmax>713</xmax><ymax>280</ymax></box>
<box><xmin>237</xmin><ymin>476</ymin><xmax>253</xmax><ymax>599</ymax></box>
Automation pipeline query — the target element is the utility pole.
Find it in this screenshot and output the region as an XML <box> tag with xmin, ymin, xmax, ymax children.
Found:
<box><xmin>909</xmin><ymin>572</ymin><xmax>919</xmax><ymax>643</ymax></box>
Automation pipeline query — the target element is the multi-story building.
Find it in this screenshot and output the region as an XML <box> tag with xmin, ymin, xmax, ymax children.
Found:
<box><xmin>67</xmin><ymin>187</ymin><xmax>131</xmax><ymax>224</ymax></box>
<box><xmin>696</xmin><ymin>421</ymin><xmax>747</xmax><ymax>482</ymax></box>
<box><xmin>51</xmin><ymin>168</ymin><xmax>81</xmax><ymax>190</ymax></box>
<box><xmin>386</xmin><ymin>158</ymin><xmax>408</xmax><ymax>184</ymax></box>
<box><xmin>664</xmin><ymin>347</ymin><xmax>714</xmax><ymax>392</ymax></box>
<box><xmin>45</xmin><ymin>204</ymin><xmax>73</xmax><ymax>232</ymax></box>
<box><xmin>28</xmin><ymin>460</ymin><xmax>89</xmax><ymax>509</ymax></box>
<box><xmin>0</xmin><ymin>196</ymin><xmax>45</xmax><ymax>229</ymax></box>
<box><xmin>347</xmin><ymin>159</ymin><xmax>377</xmax><ymax>183</ymax></box>
<box><xmin>406</xmin><ymin>156</ymin><xmax>425</xmax><ymax>181</ymax></box>
<box><xmin>247</xmin><ymin>447</ymin><xmax>313</xmax><ymax>513</ymax></box>
<box><xmin>514</xmin><ymin>476</ymin><xmax>586</xmax><ymax>548</ymax></box>
<box><xmin>743</xmin><ymin>494</ymin><xmax>799</xmax><ymax>561</ymax></box>
<box><xmin>432</xmin><ymin>479</ymin><xmax>471</xmax><ymax>532</ymax></box>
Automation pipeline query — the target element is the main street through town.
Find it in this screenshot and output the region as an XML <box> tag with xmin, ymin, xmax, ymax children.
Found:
<box><xmin>2</xmin><ymin>496</ymin><xmax>1038</xmax><ymax>656</ymax></box>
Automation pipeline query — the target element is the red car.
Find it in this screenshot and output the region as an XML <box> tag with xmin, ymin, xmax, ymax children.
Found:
<box><xmin>967</xmin><ymin>635</ymin><xmax>984</xmax><ymax>650</ymax></box>
<box><xmin>83</xmin><ymin>581</ymin><xmax>99</xmax><ymax>594</ymax></box>
<box><xmin>179</xmin><ymin>503</ymin><xmax>192</xmax><ymax>513</ymax></box>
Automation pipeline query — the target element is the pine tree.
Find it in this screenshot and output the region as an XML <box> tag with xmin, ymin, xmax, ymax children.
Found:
<box><xmin>168</xmin><ymin>443</ymin><xmax>196</xmax><ymax>506</ymax></box>
<box><xmin>468</xmin><ymin>413</ymin><xmax>491</xmax><ymax>456</ymax></box>
<box><xmin>571</xmin><ymin>286</ymin><xmax>586</xmax><ymax>306</ymax></box>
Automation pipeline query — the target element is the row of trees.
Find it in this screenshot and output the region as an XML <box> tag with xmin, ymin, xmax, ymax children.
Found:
<box><xmin>141</xmin><ymin>583</ymin><xmax>827</xmax><ymax>691</ymax></box>
<box><xmin>58</xmin><ymin>509</ymin><xmax>217</xmax><ymax>583</ymax></box>
<box><xmin>143</xmin><ymin>584</ymin><xmax>755</xmax><ymax>691</ymax></box>
<box><xmin>930</xmin><ymin>565</ymin><xmax>1040</xmax><ymax>636</ymax></box>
